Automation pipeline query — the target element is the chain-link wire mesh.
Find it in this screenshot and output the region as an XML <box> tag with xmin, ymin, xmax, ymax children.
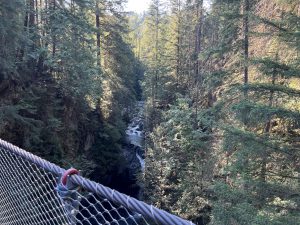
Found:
<box><xmin>0</xmin><ymin>139</ymin><xmax>194</xmax><ymax>225</ymax></box>
<box><xmin>0</xmin><ymin>147</ymin><xmax>151</xmax><ymax>225</ymax></box>
<box><xmin>0</xmin><ymin>147</ymin><xmax>70</xmax><ymax>225</ymax></box>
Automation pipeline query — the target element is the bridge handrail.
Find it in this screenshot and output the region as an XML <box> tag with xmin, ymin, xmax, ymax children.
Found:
<box><xmin>0</xmin><ymin>138</ymin><xmax>195</xmax><ymax>225</ymax></box>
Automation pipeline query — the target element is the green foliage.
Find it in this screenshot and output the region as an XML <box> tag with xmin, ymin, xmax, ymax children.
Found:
<box><xmin>0</xmin><ymin>0</ymin><xmax>141</xmax><ymax>182</ymax></box>
<box><xmin>144</xmin><ymin>96</ymin><xmax>215</xmax><ymax>221</ymax></box>
<box><xmin>0</xmin><ymin>0</ymin><xmax>24</xmax><ymax>76</ymax></box>
<box><xmin>134</xmin><ymin>0</ymin><xmax>300</xmax><ymax>224</ymax></box>
<box><xmin>211</xmin><ymin>1</ymin><xmax>300</xmax><ymax>224</ymax></box>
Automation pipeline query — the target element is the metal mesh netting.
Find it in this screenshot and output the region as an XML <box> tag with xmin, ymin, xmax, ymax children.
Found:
<box><xmin>0</xmin><ymin>146</ymin><xmax>153</xmax><ymax>225</ymax></box>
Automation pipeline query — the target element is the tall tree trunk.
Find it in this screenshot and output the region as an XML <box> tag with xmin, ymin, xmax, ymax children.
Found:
<box><xmin>20</xmin><ymin>0</ymin><xmax>35</xmax><ymax>60</ymax></box>
<box><xmin>29</xmin><ymin>0</ymin><xmax>35</xmax><ymax>29</ymax></box>
<box><xmin>96</xmin><ymin>1</ymin><xmax>101</xmax><ymax>67</ymax></box>
<box><xmin>258</xmin><ymin>59</ymin><xmax>276</xmax><ymax>208</ymax></box>
<box><xmin>243</xmin><ymin>0</ymin><xmax>249</xmax><ymax>98</ymax></box>
<box><xmin>261</xmin><ymin>60</ymin><xmax>276</xmax><ymax>179</ymax></box>
<box><xmin>138</xmin><ymin>36</ymin><xmax>141</xmax><ymax>60</ymax></box>
<box><xmin>176</xmin><ymin>0</ymin><xmax>181</xmax><ymax>86</ymax></box>
<box><xmin>194</xmin><ymin>0</ymin><xmax>203</xmax><ymax>83</ymax></box>
<box><xmin>52</xmin><ymin>0</ymin><xmax>56</xmax><ymax>58</ymax></box>
<box><xmin>155</xmin><ymin>5</ymin><xmax>159</xmax><ymax>102</ymax></box>
<box><xmin>152</xmin><ymin>2</ymin><xmax>159</xmax><ymax>127</ymax></box>
<box><xmin>194</xmin><ymin>0</ymin><xmax>203</xmax><ymax>127</ymax></box>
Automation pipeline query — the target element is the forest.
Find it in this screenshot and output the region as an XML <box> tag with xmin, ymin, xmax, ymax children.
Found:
<box><xmin>0</xmin><ymin>0</ymin><xmax>299</xmax><ymax>225</ymax></box>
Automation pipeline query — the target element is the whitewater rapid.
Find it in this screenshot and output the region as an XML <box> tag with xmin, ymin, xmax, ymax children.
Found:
<box><xmin>125</xmin><ymin>101</ymin><xmax>145</xmax><ymax>171</ymax></box>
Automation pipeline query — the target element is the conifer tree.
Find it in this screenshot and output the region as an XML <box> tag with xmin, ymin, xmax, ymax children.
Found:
<box><xmin>212</xmin><ymin>1</ymin><xmax>300</xmax><ymax>224</ymax></box>
<box><xmin>0</xmin><ymin>0</ymin><xmax>142</xmax><ymax>180</ymax></box>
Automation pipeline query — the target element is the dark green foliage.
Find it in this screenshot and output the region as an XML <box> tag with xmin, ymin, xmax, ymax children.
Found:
<box><xmin>0</xmin><ymin>0</ymin><xmax>24</xmax><ymax>76</ymax></box>
<box><xmin>210</xmin><ymin>1</ymin><xmax>300</xmax><ymax>224</ymax></box>
<box><xmin>0</xmin><ymin>0</ymin><xmax>141</xmax><ymax>182</ymax></box>
<box><xmin>135</xmin><ymin>0</ymin><xmax>300</xmax><ymax>224</ymax></box>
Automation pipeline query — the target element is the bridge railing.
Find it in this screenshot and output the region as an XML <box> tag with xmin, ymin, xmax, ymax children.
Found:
<box><xmin>0</xmin><ymin>139</ymin><xmax>195</xmax><ymax>225</ymax></box>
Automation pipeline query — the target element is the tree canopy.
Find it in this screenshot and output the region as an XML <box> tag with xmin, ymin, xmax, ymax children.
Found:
<box><xmin>0</xmin><ymin>0</ymin><xmax>299</xmax><ymax>224</ymax></box>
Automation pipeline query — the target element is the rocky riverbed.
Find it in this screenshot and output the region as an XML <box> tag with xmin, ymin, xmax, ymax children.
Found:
<box><xmin>122</xmin><ymin>101</ymin><xmax>145</xmax><ymax>198</ymax></box>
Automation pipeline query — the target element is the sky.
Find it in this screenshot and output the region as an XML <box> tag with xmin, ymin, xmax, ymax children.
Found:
<box><xmin>126</xmin><ymin>0</ymin><xmax>211</xmax><ymax>13</ymax></box>
<box><xmin>126</xmin><ymin>0</ymin><xmax>151</xmax><ymax>13</ymax></box>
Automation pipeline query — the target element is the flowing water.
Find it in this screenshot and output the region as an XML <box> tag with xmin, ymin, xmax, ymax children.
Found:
<box><xmin>124</xmin><ymin>101</ymin><xmax>145</xmax><ymax>172</ymax></box>
<box><xmin>117</xmin><ymin>101</ymin><xmax>145</xmax><ymax>199</ymax></box>
<box><xmin>90</xmin><ymin>101</ymin><xmax>145</xmax><ymax>199</ymax></box>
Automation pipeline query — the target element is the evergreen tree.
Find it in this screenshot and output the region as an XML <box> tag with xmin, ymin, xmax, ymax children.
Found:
<box><xmin>212</xmin><ymin>1</ymin><xmax>300</xmax><ymax>224</ymax></box>
<box><xmin>0</xmin><ymin>0</ymin><xmax>142</xmax><ymax>181</ymax></box>
<box><xmin>129</xmin><ymin>0</ymin><xmax>300</xmax><ymax>224</ymax></box>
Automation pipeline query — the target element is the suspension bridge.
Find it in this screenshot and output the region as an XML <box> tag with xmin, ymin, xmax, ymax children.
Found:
<box><xmin>0</xmin><ymin>139</ymin><xmax>195</xmax><ymax>225</ymax></box>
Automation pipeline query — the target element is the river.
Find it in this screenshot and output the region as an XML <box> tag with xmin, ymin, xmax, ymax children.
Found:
<box><xmin>125</xmin><ymin>101</ymin><xmax>145</xmax><ymax>170</ymax></box>
<box><xmin>122</xmin><ymin>101</ymin><xmax>145</xmax><ymax>199</ymax></box>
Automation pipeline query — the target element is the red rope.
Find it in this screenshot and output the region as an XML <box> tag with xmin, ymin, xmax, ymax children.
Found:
<box><xmin>61</xmin><ymin>168</ymin><xmax>79</xmax><ymax>186</ymax></box>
